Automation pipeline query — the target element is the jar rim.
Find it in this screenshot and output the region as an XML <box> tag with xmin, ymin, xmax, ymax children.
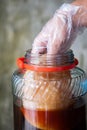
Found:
<box><xmin>25</xmin><ymin>49</ymin><xmax>76</xmax><ymax>66</ymax></box>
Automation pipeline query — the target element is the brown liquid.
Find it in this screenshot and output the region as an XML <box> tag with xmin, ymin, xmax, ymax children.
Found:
<box><xmin>13</xmin><ymin>98</ymin><xmax>86</xmax><ymax>130</ymax></box>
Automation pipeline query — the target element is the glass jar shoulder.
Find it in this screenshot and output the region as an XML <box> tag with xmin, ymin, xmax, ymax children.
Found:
<box><xmin>12</xmin><ymin>69</ymin><xmax>25</xmax><ymax>78</ymax></box>
<box><xmin>12</xmin><ymin>67</ymin><xmax>86</xmax><ymax>82</ymax></box>
<box><xmin>70</xmin><ymin>67</ymin><xmax>85</xmax><ymax>79</ymax></box>
<box><xmin>11</xmin><ymin>69</ymin><xmax>25</xmax><ymax>93</ymax></box>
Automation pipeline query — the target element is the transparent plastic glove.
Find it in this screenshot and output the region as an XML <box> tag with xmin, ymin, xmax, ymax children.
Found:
<box><xmin>32</xmin><ymin>3</ymin><xmax>87</xmax><ymax>55</ymax></box>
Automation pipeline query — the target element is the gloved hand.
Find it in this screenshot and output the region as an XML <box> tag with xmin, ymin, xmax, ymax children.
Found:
<box><xmin>32</xmin><ymin>3</ymin><xmax>87</xmax><ymax>55</ymax></box>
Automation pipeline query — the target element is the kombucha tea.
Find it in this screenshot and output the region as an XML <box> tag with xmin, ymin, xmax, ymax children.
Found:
<box><xmin>13</xmin><ymin>98</ymin><xmax>86</xmax><ymax>130</ymax></box>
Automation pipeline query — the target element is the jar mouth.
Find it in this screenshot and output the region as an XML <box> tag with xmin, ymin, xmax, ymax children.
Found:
<box><xmin>25</xmin><ymin>49</ymin><xmax>75</xmax><ymax>66</ymax></box>
<box><xmin>17</xmin><ymin>49</ymin><xmax>78</xmax><ymax>72</ymax></box>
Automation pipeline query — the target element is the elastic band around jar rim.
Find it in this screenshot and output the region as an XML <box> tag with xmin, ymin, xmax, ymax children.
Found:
<box><xmin>17</xmin><ymin>57</ymin><xmax>78</xmax><ymax>72</ymax></box>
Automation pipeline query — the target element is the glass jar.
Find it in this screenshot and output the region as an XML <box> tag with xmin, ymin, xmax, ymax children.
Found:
<box><xmin>11</xmin><ymin>49</ymin><xmax>87</xmax><ymax>130</ymax></box>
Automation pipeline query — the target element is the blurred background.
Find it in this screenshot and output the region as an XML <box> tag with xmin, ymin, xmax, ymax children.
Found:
<box><xmin>0</xmin><ymin>0</ymin><xmax>87</xmax><ymax>130</ymax></box>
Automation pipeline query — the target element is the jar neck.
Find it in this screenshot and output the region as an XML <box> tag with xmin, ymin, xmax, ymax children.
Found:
<box><xmin>25</xmin><ymin>49</ymin><xmax>75</xmax><ymax>67</ymax></box>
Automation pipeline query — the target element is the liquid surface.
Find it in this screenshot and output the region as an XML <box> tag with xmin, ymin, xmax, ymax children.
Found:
<box><xmin>13</xmin><ymin>99</ymin><xmax>86</xmax><ymax>130</ymax></box>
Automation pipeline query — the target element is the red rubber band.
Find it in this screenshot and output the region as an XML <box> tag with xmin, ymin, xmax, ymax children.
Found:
<box><xmin>17</xmin><ymin>57</ymin><xmax>78</xmax><ymax>72</ymax></box>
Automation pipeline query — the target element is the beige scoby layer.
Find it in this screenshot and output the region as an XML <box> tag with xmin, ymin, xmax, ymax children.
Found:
<box><xmin>22</xmin><ymin>69</ymin><xmax>73</xmax><ymax>110</ymax></box>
